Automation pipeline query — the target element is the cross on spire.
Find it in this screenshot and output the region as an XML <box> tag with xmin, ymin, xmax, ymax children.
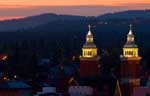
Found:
<box><xmin>128</xmin><ymin>24</ymin><xmax>133</xmax><ymax>35</ymax></box>
<box><xmin>87</xmin><ymin>24</ymin><xmax>92</xmax><ymax>35</ymax></box>
<box><xmin>129</xmin><ymin>24</ymin><xmax>132</xmax><ymax>30</ymax></box>
<box><xmin>88</xmin><ymin>24</ymin><xmax>91</xmax><ymax>31</ymax></box>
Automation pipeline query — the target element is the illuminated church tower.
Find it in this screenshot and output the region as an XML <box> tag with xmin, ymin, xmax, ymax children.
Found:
<box><xmin>80</xmin><ymin>25</ymin><xmax>100</xmax><ymax>78</ymax></box>
<box><xmin>120</xmin><ymin>24</ymin><xmax>142</xmax><ymax>96</ymax></box>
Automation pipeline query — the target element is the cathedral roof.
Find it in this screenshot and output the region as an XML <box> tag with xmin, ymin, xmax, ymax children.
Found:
<box><xmin>83</xmin><ymin>42</ymin><xmax>96</xmax><ymax>48</ymax></box>
<box><xmin>83</xmin><ymin>25</ymin><xmax>96</xmax><ymax>48</ymax></box>
<box><xmin>124</xmin><ymin>24</ymin><xmax>138</xmax><ymax>48</ymax></box>
<box><xmin>124</xmin><ymin>43</ymin><xmax>138</xmax><ymax>48</ymax></box>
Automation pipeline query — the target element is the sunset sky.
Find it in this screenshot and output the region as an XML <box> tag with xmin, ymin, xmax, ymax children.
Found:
<box><xmin>0</xmin><ymin>0</ymin><xmax>150</xmax><ymax>20</ymax></box>
<box><xmin>1</xmin><ymin>0</ymin><xmax>150</xmax><ymax>6</ymax></box>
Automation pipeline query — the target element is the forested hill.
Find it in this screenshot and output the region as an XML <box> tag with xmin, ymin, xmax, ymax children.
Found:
<box><xmin>0</xmin><ymin>10</ymin><xmax>150</xmax><ymax>31</ymax></box>
<box><xmin>0</xmin><ymin>10</ymin><xmax>150</xmax><ymax>71</ymax></box>
<box><xmin>0</xmin><ymin>10</ymin><xmax>150</xmax><ymax>49</ymax></box>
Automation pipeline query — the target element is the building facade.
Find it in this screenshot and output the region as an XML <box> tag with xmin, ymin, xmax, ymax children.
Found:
<box><xmin>120</xmin><ymin>25</ymin><xmax>142</xmax><ymax>96</ymax></box>
<box><xmin>80</xmin><ymin>25</ymin><xmax>100</xmax><ymax>78</ymax></box>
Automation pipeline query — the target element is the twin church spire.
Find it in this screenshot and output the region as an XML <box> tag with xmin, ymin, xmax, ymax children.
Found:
<box><xmin>80</xmin><ymin>25</ymin><xmax>100</xmax><ymax>77</ymax></box>
<box><xmin>123</xmin><ymin>24</ymin><xmax>140</xmax><ymax>58</ymax></box>
<box><xmin>126</xmin><ymin>24</ymin><xmax>135</xmax><ymax>44</ymax></box>
<box><xmin>81</xmin><ymin>25</ymin><xmax>97</xmax><ymax>58</ymax></box>
<box><xmin>81</xmin><ymin>24</ymin><xmax>140</xmax><ymax>58</ymax></box>
<box><xmin>80</xmin><ymin>24</ymin><xmax>141</xmax><ymax>78</ymax></box>
<box><xmin>86</xmin><ymin>25</ymin><xmax>94</xmax><ymax>43</ymax></box>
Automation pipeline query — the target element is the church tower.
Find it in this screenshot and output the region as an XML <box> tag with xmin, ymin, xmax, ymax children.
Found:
<box><xmin>80</xmin><ymin>25</ymin><xmax>100</xmax><ymax>78</ymax></box>
<box><xmin>120</xmin><ymin>24</ymin><xmax>141</xmax><ymax>96</ymax></box>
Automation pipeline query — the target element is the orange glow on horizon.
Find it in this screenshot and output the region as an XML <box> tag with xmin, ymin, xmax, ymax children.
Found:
<box><xmin>0</xmin><ymin>0</ymin><xmax>150</xmax><ymax>6</ymax></box>
<box><xmin>0</xmin><ymin>16</ymin><xmax>23</xmax><ymax>21</ymax></box>
<box><xmin>0</xmin><ymin>0</ymin><xmax>150</xmax><ymax>20</ymax></box>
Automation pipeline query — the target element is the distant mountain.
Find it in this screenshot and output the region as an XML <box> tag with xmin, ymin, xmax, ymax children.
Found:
<box><xmin>98</xmin><ymin>10</ymin><xmax>150</xmax><ymax>20</ymax></box>
<box><xmin>0</xmin><ymin>10</ymin><xmax>150</xmax><ymax>48</ymax></box>
<box><xmin>0</xmin><ymin>10</ymin><xmax>150</xmax><ymax>32</ymax></box>
<box><xmin>0</xmin><ymin>13</ymin><xmax>86</xmax><ymax>31</ymax></box>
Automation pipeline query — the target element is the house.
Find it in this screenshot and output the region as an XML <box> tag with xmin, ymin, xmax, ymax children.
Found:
<box><xmin>0</xmin><ymin>80</ymin><xmax>32</xmax><ymax>96</ymax></box>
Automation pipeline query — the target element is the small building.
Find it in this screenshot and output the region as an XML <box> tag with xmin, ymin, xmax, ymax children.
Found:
<box><xmin>34</xmin><ymin>86</ymin><xmax>56</xmax><ymax>96</ymax></box>
<box><xmin>68</xmin><ymin>86</ymin><xmax>93</xmax><ymax>96</ymax></box>
<box><xmin>133</xmin><ymin>87</ymin><xmax>150</xmax><ymax>96</ymax></box>
<box><xmin>0</xmin><ymin>80</ymin><xmax>32</xmax><ymax>96</ymax></box>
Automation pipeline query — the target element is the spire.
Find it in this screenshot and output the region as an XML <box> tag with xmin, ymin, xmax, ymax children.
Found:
<box><xmin>87</xmin><ymin>24</ymin><xmax>92</xmax><ymax>35</ymax></box>
<box><xmin>83</xmin><ymin>24</ymin><xmax>96</xmax><ymax>48</ymax></box>
<box><xmin>128</xmin><ymin>24</ymin><xmax>133</xmax><ymax>35</ymax></box>
<box><xmin>127</xmin><ymin>24</ymin><xmax>134</xmax><ymax>42</ymax></box>
<box><xmin>88</xmin><ymin>24</ymin><xmax>91</xmax><ymax>31</ymax></box>
<box><xmin>86</xmin><ymin>24</ymin><xmax>94</xmax><ymax>43</ymax></box>
<box><xmin>123</xmin><ymin>24</ymin><xmax>140</xmax><ymax>58</ymax></box>
<box><xmin>124</xmin><ymin>24</ymin><xmax>137</xmax><ymax>48</ymax></box>
<box><xmin>82</xmin><ymin>24</ymin><xmax>98</xmax><ymax>58</ymax></box>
